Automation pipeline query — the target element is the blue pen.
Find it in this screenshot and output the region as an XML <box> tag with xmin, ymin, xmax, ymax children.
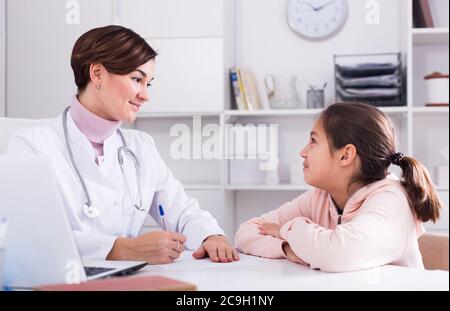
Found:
<box><xmin>158</xmin><ymin>205</ymin><xmax>168</xmax><ymax>231</ymax></box>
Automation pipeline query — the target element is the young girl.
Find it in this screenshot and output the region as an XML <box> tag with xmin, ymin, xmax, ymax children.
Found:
<box><xmin>235</xmin><ymin>102</ymin><xmax>442</xmax><ymax>272</ymax></box>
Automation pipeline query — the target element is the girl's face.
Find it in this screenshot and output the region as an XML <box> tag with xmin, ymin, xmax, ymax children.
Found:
<box><xmin>98</xmin><ymin>59</ymin><xmax>155</xmax><ymax>123</ymax></box>
<box><xmin>300</xmin><ymin>119</ymin><xmax>337</xmax><ymax>190</ymax></box>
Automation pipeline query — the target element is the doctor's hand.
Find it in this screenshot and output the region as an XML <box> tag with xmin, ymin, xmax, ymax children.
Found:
<box><xmin>192</xmin><ymin>234</ymin><xmax>240</xmax><ymax>263</ymax></box>
<box><xmin>107</xmin><ymin>231</ymin><xmax>187</xmax><ymax>264</ymax></box>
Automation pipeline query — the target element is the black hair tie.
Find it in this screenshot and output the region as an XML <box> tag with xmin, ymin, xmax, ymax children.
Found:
<box><xmin>388</xmin><ymin>152</ymin><xmax>404</xmax><ymax>166</ymax></box>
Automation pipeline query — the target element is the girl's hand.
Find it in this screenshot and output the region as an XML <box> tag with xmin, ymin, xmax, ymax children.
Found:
<box><xmin>282</xmin><ymin>242</ymin><xmax>304</xmax><ymax>264</ymax></box>
<box><xmin>259</xmin><ymin>223</ymin><xmax>282</xmax><ymax>238</ymax></box>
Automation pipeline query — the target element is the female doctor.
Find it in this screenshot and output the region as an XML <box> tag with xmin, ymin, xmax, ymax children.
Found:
<box><xmin>6</xmin><ymin>25</ymin><xmax>239</xmax><ymax>264</ymax></box>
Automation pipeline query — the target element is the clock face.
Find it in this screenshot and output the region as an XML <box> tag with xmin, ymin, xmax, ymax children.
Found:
<box><xmin>286</xmin><ymin>0</ymin><xmax>349</xmax><ymax>39</ymax></box>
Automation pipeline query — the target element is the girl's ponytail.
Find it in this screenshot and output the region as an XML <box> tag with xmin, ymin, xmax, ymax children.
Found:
<box><xmin>395</xmin><ymin>155</ymin><xmax>442</xmax><ymax>223</ymax></box>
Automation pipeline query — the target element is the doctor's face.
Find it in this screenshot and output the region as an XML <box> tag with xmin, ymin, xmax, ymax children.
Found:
<box><xmin>100</xmin><ymin>60</ymin><xmax>155</xmax><ymax>123</ymax></box>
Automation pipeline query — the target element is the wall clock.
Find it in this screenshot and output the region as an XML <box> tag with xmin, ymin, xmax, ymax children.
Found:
<box><xmin>286</xmin><ymin>0</ymin><xmax>349</xmax><ymax>40</ymax></box>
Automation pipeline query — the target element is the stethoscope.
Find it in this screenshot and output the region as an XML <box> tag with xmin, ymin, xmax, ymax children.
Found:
<box><xmin>62</xmin><ymin>107</ymin><xmax>145</xmax><ymax>219</ymax></box>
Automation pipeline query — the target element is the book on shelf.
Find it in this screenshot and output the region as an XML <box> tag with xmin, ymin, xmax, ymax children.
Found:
<box><xmin>237</xmin><ymin>68</ymin><xmax>249</xmax><ymax>110</ymax></box>
<box><xmin>230</xmin><ymin>68</ymin><xmax>247</xmax><ymax>110</ymax></box>
<box><xmin>413</xmin><ymin>0</ymin><xmax>434</xmax><ymax>28</ymax></box>
<box><xmin>35</xmin><ymin>275</ymin><xmax>197</xmax><ymax>291</ymax></box>
<box><xmin>229</xmin><ymin>67</ymin><xmax>262</xmax><ymax>111</ymax></box>
<box><xmin>239</xmin><ymin>68</ymin><xmax>262</xmax><ymax>111</ymax></box>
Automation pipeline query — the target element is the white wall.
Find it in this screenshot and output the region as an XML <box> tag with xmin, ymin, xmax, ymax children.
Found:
<box><xmin>6</xmin><ymin>0</ymin><xmax>112</xmax><ymax>119</ymax></box>
<box><xmin>429</xmin><ymin>0</ymin><xmax>449</xmax><ymax>28</ymax></box>
<box><xmin>0</xmin><ymin>0</ymin><xmax>5</xmax><ymax>117</ymax></box>
<box><xmin>223</xmin><ymin>0</ymin><xmax>236</xmax><ymax>110</ymax></box>
<box><xmin>235</xmin><ymin>0</ymin><xmax>402</xmax><ymax>109</ymax></box>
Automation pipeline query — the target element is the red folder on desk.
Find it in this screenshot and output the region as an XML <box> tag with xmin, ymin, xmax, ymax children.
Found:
<box><xmin>35</xmin><ymin>275</ymin><xmax>196</xmax><ymax>291</ymax></box>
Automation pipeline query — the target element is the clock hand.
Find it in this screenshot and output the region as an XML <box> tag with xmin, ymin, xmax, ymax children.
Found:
<box><xmin>315</xmin><ymin>0</ymin><xmax>336</xmax><ymax>11</ymax></box>
<box><xmin>301</xmin><ymin>1</ymin><xmax>320</xmax><ymax>11</ymax></box>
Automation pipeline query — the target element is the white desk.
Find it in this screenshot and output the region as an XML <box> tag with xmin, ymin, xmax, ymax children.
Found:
<box><xmin>136</xmin><ymin>251</ymin><xmax>449</xmax><ymax>291</ymax></box>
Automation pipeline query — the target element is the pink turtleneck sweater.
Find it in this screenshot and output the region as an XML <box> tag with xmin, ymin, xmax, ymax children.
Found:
<box><xmin>70</xmin><ymin>96</ymin><xmax>121</xmax><ymax>162</ymax></box>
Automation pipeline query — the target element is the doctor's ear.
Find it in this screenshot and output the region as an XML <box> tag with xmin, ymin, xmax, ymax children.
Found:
<box><xmin>89</xmin><ymin>63</ymin><xmax>104</xmax><ymax>88</ymax></box>
<box><xmin>338</xmin><ymin>144</ymin><xmax>357</xmax><ymax>167</ymax></box>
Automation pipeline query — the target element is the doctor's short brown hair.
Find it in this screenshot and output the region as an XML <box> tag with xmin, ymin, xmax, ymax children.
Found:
<box><xmin>71</xmin><ymin>25</ymin><xmax>157</xmax><ymax>92</ymax></box>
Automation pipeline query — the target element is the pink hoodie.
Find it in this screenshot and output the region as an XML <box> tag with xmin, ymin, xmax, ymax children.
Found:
<box><xmin>235</xmin><ymin>175</ymin><xmax>425</xmax><ymax>272</ymax></box>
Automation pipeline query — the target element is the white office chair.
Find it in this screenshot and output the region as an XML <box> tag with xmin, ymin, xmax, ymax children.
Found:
<box><xmin>0</xmin><ymin>117</ymin><xmax>45</xmax><ymax>154</ymax></box>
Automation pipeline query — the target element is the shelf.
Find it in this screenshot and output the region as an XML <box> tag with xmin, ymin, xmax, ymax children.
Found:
<box><xmin>412</xmin><ymin>106</ymin><xmax>449</xmax><ymax>115</ymax></box>
<box><xmin>412</xmin><ymin>28</ymin><xmax>449</xmax><ymax>45</ymax></box>
<box><xmin>184</xmin><ymin>183</ymin><xmax>223</xmax><ymax>191</ymax></box>
<box><xmin>378</xmin><ymin>107</ymin><xmax>408</xmax><ymax>114</ymax></box>
<box><xmin>135</xmin><ymin>108</ymin><xmax>407</xmax><ymax>120</ymax></box>
<box><xmin>224</xmin><ymin>109</ymin><xmax>322</xmax><ymax>117</ymax></box>
<box><xmin>225</xmin><ymin>184</ymin><xmax>312</xmax><ymax>191</ymax></box>
<box><xmin>183</xmin><ymin>183</ymin><xmax>313</xmax><ymax>191</ymax></box>
<box><xmin>224</xmin><ymin>107</ymin><xmax>408</xmax><ymax>117</ymax></box>
<box><xmin>436</xmin><ymin>187</ymin><xmax>449</xmax><ymax>192</ymax></box>
<box><xmin>136</xmin><ymin>111</ymin><xmax>221</xmax><ymax>119</ymax></box>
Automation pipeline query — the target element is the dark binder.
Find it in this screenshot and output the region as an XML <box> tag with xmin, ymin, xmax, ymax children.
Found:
<box><xmin>413</xmin><ymin>0</ymin><xmax>435</xmax><ymax>28</ymax></box>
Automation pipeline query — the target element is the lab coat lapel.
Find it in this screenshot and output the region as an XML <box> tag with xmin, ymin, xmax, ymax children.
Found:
<box><xmin>101</xmin><ymin>132</ymin><xmax>123</xmax><ymax>181</ymax></box>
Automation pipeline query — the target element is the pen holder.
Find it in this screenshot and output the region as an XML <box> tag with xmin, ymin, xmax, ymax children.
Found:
<box><xmin>307</xmin><ymin>89</ymin><xmax>325</xmax><ymax>109</ymax></box>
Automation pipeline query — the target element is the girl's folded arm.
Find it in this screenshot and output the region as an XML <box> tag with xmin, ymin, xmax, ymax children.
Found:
<box><xmin>234</xmin><ymin>190</ymin><xmax>314</xmax><ymax>258</ymax></box>
<box><xmin>280</xmin><ymin>191</ymin><xmax>409</xmax><ymax>272</ymax></box>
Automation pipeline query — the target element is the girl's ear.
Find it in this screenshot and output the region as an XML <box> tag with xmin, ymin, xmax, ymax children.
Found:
<box><xmin>89</xmin><ymin>63</ymin><xmax>104</xmax><ymax>87</ymax></box>
<box><xmin>339</xmin><ymin>144</ymin><xmax>357</xmax><ymax>167</ymax></box>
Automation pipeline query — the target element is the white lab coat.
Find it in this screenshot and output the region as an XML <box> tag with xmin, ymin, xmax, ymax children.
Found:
<box><xmin>6</xmin><ymin>111</ymin><xmax>224</xmax><ymax>259</ymax></box>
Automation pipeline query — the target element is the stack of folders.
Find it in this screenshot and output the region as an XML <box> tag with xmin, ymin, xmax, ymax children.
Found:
<box><xmin>229</xmin><ymin>68</ymin><xmax>262</xmax><ymax>111</ymax></box>
<box><xmin>335</xmin><ymin>62</ymin><xmax>404</xmax><ymax>107</ymax></box>
<box><xmin>35</xmin><ymin>275</ymin><xmax>197</xmax><ymax>291</ymax></box>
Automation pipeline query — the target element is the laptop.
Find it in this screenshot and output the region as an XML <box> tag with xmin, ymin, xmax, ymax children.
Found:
<box><xmin>0</xmin><ymin>155</ymin><xmax>147</xmax><ymax>289</ymax></box>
